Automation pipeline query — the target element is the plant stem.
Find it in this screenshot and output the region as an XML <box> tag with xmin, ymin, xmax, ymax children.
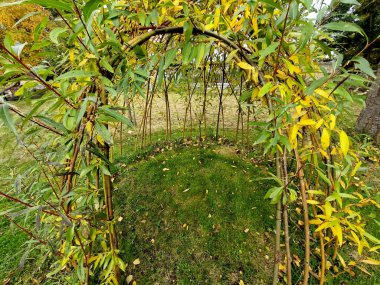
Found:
<box><xmin>272</xmin><ymin>151</ymin><xmax>283</xmax><ymax>285</ymax></box>
<box><xmin>294</xmin><ymin>148</ymin><xmax>311</xmax><ymax>285</ymax></box>
<box><xmin>282</xmin><ymin>150</ymin><xmax>292</xmax><ymax>285</ymax></box>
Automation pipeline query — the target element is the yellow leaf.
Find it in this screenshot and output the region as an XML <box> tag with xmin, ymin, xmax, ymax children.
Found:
<box><xmin>321</xmin><ymin>128</ymin><xmax>330</xmax><ymax>150</ymax></box>
<box><xmin>86</xmin><ymin>121</ymin><xmax>93</xmax><ymax>136</ymax></box>
<box><xmin>126</xmin><ymin>275</ymin><xmax>133</xmax><ymax>284</ymax></box>
<box><xmin>237</xmin><ymin>61</ymin><xmax>254</xmax><ymax>70</ymax></box>
<box><xmin>329</xmin><ymin>114</ymin><xmax>336</xmax><ymax>130</ymax></box>
<box><xmin>214</xmin><ymin>7</ymin><xmax>220</xmax><ymax>27</ymax></box>
<box><xmin>289</xmin><ymin>55</ymin><xmax>299</xmax><ymax>64</ymax></box>
<box><xmin>315</xmin><ymin>88</ymin><xmax>330</xmax><ymax>99</ymax></box>
<box><xmin>351</xmin><ymin>161</ymin><xmax>362</xmax><ymax>177</ymax></box>
<box><xmin>325</xmin><ymin>201</ymin><xmax>333</xmax><ymax>219</ymax></box>
<box><xmin>361</xmin><ymin>258</ymin><xmax>380</xmax><ymax>265</ymax></box>
<box><xmin>307</xmin><ymin>199</ymin><xmax>320</xmax><ymax>205</ymax></box>
<box><xmin>319</xmin><ymin>148</ymin><xmax>329</xmax><ymax>159</ymax></box>
<box><xmin>315</xmin><ymin>119</ymin><xmax>324</xmax><ymax>129</ymax></box>
<box><xmin>252</xmin><ymin>17</ymin><xmax>258</xmax><ymax>36</ymax></box>
<box><xmin>133</xmin><ymin>258</ymin><xmax>140</xmax><ymax>265</ymax></box>
<box><xmin>298</xmin><ymin>118</ymin><xmax>316</xmax><ymax>126</ymax></box>
<box><xmin>315</xmin><ymin>222</ymin><xmax>331</xmax><ymax>232</ymax></box>
<box><xmin>309</xmin><ymin>219</ymin><xmax>323</xmax><ymax>225</ymax></box>
<box><xmin>97</xmin><ymin>134</ymin><xmax>105</xmax><ymax>146</ymax></box>
<box><xmin>369</xmin><ymin>245</ymin><xmax>380</xmax><ymax>252</ymax></box>
<box><xmin>332</xmin><ymin>224</ymin><xmax>343</xmax><ymax>246</ymax></box>
<box><xmin>251</xmin><ymin>89</ymin><xmax>259</xmax><ymax>100</ymax></box>
<box><xmin>250</xmin><ymin>68</ymin><xmax>259</xmax><ymax>84</ymax></box>
<box><xmin>337</xmin><ymin>253</ymin><xmax>347</xmax><ymax>267</ymax></box>
<box><xmin>340</xmin><ymin>130</ymin><xmax>349</xmax><ymax>156</ymax></box>
<box><xmin>356</xmin><ymin>265</ymin><xmax>371</xmax><ymax>275</ymax></box>
<box><xmin>289</xmin><ymin>125</ymin><xmax>300</xmax><ymax>149</ymax></box>
<box><xmin>69</xmin><ymin>50</ymin><xmax>75</xmax><ymax>62</ymax></box>
<box><xmin>239</xmin><ymin>280</ymin><xmax>245</xmax><ymax>285</ymax></box>
<box><xmin>204</xmin><ymin>23</ymin><xmax>214</xmax><ymax>30</ymax></box>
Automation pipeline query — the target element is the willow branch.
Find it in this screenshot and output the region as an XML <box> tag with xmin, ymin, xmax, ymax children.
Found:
<box><xmin>0</xmin><ymin>44</ymin><xmax>76</xmax><ymax>109</ymax></box>
<box><xmin>0</xmin><ymin>191</ymin><xmax>58</xmax><ymax>217</ymax></box>
<box><xmin>1</xmin><ymin>103</ymin><xmax>64</xmax><ymax>136</ymax></box>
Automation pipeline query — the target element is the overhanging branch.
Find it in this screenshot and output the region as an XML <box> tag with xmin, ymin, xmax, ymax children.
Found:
<box><xmin>124</xmin><ymin>26</ymin><xmax>255</xmax><ymax>68</ymax></box>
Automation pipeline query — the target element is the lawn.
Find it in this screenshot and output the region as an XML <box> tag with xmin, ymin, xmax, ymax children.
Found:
<box><xmin>0</xmin><ymin>103</ymin><xmax>379</xmax><ymax>284</ymax></box>
<box><xmin>114</xmin><ymin>145</ymin><xmax>275</xmax><ymax>284</ymax></box>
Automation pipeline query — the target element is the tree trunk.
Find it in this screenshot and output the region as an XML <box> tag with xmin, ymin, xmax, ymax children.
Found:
<box><xmin>357</xmin><ymin>64</ymin><xmax>380</xmax><ymax>144</ymax></box>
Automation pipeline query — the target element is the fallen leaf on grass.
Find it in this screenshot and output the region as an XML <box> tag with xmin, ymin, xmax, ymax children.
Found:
<box><xmin>126</xmin><ymin>275</ymin><xmax>133</xmax><ymax>284</ymax></box>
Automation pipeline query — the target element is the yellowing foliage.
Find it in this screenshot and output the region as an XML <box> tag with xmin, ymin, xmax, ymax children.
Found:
<box><xmin>0</xmin><ymin>2</ymin><xmax>51</xmax><ymax>63</ymax></box>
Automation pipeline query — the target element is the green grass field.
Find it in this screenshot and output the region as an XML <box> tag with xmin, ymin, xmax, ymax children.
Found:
<box><xmin>0</xmin><ymin>122</ymin><xmax>379</xmax><ymax>284</ymax></box>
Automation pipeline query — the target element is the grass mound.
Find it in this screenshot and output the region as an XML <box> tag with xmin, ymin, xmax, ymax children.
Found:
<box><xmin>115</xmin><ymin>145</ymin><xmax>275</xmax><ymax>284</ymax></box>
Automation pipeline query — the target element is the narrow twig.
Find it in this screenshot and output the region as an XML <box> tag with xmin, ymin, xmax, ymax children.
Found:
<box><xmin>0</xmin><ymin>191</ymin><xmax>58</xmax><ymax>217</ymax></box>
<box><xmin>0</xmin><ymin>44</ymin><xmax>76</xmax><ymax>108</ymax></box>
<box><xmin>5</xmin><ymin>214</ymin><xmax>47</xmax><ymax>245</ymax></box>
<box><xmin>55</xmin><ymin>9</ymin><xmax>91</xmax><ymax>53</ymax></box>
<box><xmin>3</xmin><ymin>103</ymin><xmax>64</xmax><ymax>136</ymax></box>
<box><xmin>272</xmin><ymin>0</ymin><xmax>292</xmax><ymax>78</ymax></box>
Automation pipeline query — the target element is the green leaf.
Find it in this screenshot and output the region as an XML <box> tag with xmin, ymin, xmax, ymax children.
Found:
<box><xmin>99</xmin><ymin>164</ymin><xmax>111</xmax><ymax>176</ymax></box>
<box><xmin>66</xmin><ymin>224</ymin><xmax>75</xmax><ymax>244</ymax></box>
<box><xmin>333</xmin><ymin>53</ymin><xmax>343</xmax><ymax>72</ymax></box>
<box><xmin>4</xmin><ymin>34</ymin><xmax>14</xmax><ymax>52</ymax></box>
<box><xmin>27</xmin><ymin>0</ymin><xmax>71</xmax><ymax>11</ymax></box>
<box><xmin>100</xmin><ymin>57</ymin><xmax>114</xmax><ymax>73</ymax></box>
<box><xmin>164</xmin><ymin>48</ymin><xmax>178</xmax><ymax>70</ymax></box>
<box><xmin>56</xmin><ymin>70</ymin><xmax>99</xmax><ymax>81</ymax></box>
<box><xmin>264</xmin><ymin>186</ymin><xmax>283</xmax><ymax>204</ymax></box>
<box><xmin>259</xmin><ymin>42</ymin><xmax>279</xmax><ymax>61</ymax></box>
<box><xmin>340</xmin><ymin>0</ymin><xmax>360</xmax><ymax>5</ymax></box>
<box><xmin>0</xmin><ymin>1</ymin><xmax>26</xmax><ymax>7</ymax></box>
<box><xmin>254</xmin><ymin>130</ymin><xmax>271</xmax><ymax>145</ymax></box>
<box><xmin>353</xmin><ymin>56</ymin><xmax>376</xmax><ymax>78</ymax></box>
<box><xmin>99</xmin><ymin>107</ymin><xmax>132</xmax><ymax>126</ymax></box>
<box><xmin>324</xmin><ymin>22</ymin><xmax>366</xmax><ymax>37</ymax></box>
<box><xmin>49</xmin><ymin>27</ymin><xmax>68</xmax><ymax>45</ymax></box>
<box><xmin>0</xmin><ymin>104</ymin><xmax>19</xmax><ymax>139</ymax></box>
<box><xmin>80</xmin><ymin>165</ymin><xmax>95</xmax><ymax>177</ymax></box>
<box><xmin>195</xmin><ymin>44</ymin><xmax>206</xmax><ymax>68</ymax></box>
<box><xmin>258</xmin><ymin>82</ymin><xmax>273</xmax><ymax>98</ymax></box>
<box><xmin>183</xmin><ymin>21</ymin><xmax>193</xmax><ymax>42</ymax></box>
<box><xmin>181</xmin><ymin>42</ymin><xmax>192</xmax><ymax>65</ymax></box>
<box><xmin>75</xmin><ymin>99</ymin><xmax>88</xmax><ymax>128</ymax></box>
<box><xmin>259</xmin><ymin>0</ymin><xmax>282</xmax><ymax>10</ymax></box>
<box><xmin>298</xmin><ymin>22</ymin><xmax>314</xmax><ymax>52</ymax></box>
<box><xmin>95</xmin><ymin>120</ymin><xmax>113</xmax><ymax>145</ymax></box>
<box><xmin>305</xmin><ymin>75</ymin><xmax>328</xmax><ymax>95</ymax></box>
<box><xmin>83</xmin><ymin>0</ymin><xmax>101</xmax><ymax>22</ymax></box>
<box><xmin>316</xmin><ymin>169</ymin><xmax>332</xmax><ymax>186</ymax></box>
<box><xmin>240</xmin><ymin>89</ymin><xmax>252</xmax><ymax>102</ymax></box>
<box><xmin>13</xmin><ymin>11</ymin><xmax>41</xmax><ymax>27</ymax></box>
<box><xmin>35</xmin><ymin>116</ymin><xmax>68</xmax><ymax>133</ymax></box>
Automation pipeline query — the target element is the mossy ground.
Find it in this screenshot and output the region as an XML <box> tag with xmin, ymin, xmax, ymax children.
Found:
<box><xmin>114</xmin><ymin>145</ymin><xmax>275</xmax><ymax>284</ymax></box>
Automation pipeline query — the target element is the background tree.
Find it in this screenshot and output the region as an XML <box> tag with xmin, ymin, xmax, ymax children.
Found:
<box><xmin>322</xmin><ymin>0</ymin><xmax>380</xmax><ymax>141</ymax></box>
<box><xmin>324</xmin><ymin>0</ymin><xmax>380</xmax><ymax>64</ymax></box>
